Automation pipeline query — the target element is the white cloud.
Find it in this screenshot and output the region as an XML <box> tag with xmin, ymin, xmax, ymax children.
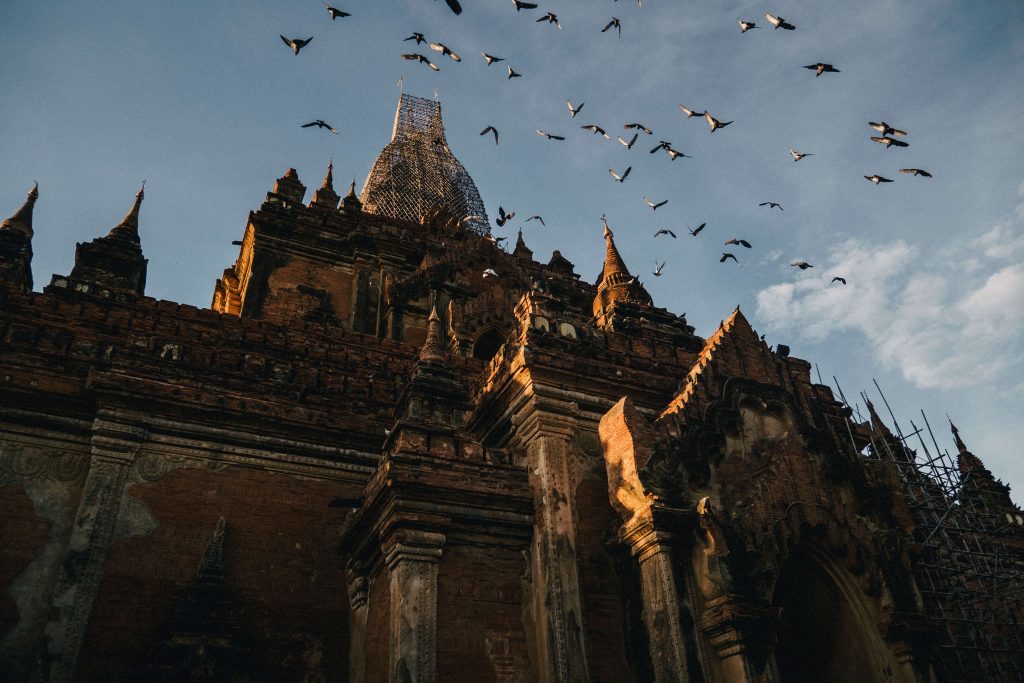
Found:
<box><xmin>756</xmin><ymin>189</ymin><xmax>1024</xmax><ymax>390</ymax></box>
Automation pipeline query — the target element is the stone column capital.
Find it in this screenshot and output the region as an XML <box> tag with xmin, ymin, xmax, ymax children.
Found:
<box><xmin>382</xmin><ymin>529</ymin><xmax>446</xmax><ymax>568</ymax></box>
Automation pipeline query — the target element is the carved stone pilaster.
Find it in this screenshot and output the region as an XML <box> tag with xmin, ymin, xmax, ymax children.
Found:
<box><xmin>347</xmin><ymin>566</ymin><xmax>370</xmax><ymax>683</ymax></box>
<box><xmin>383</xmin><ymin>530</ymin><xmax>445</xmax><ymax>683</ymax></box>
<box><xmin>518</xmin><ymin>409</ymin><xmax>591</xmax><ymax>683</ymax></box>
<box><xmin>45</xmin><ymin>413</ymin><xmax>148</xmax><ymax>683</ymax></box>
<box><xmin>701</xmin><ymin>595</ymin><xmax>777</xmax><ymax>683</ymax></box>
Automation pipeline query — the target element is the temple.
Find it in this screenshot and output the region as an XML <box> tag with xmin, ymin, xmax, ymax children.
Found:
<box><xmin>1</xmin><ymin>94</ymin><xmax>1022</xmax><ymax>682</ymax></box>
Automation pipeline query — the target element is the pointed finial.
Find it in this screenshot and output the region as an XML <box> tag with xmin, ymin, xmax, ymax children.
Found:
<box><xmin>110</xmin><ymin>182</ymin><xmax>145</xmax><ymax>235</ymax></box>
<box><xmin>348</xmin><ymin>179</ymin><xmax>357</xmax><ymax>197</ymax></box>
<box><xmin>419</xmin><ymin>306</ymin><xmax>446</xmax><ymax>363</ymax></box>
<box><xmin>949</xmin><ymin>417</ymin><xmax>968</xmax><ymax>453</ymax></box>
<box><xmin>601</xmin><ymin>213</ymin><xmax>611</xmax><ymax>238</ymax></box>
<box><xmin>1</xmin><ymin>182</ymin><xmax>40</xmax><ymax>237</ymax></box>
<box><xmin>322</xmin><ymin>158</ymin><xmax>334</xmax><ymax>190</ymax></box>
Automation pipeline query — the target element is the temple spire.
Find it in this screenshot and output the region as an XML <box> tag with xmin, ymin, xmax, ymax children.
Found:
<box><xmin>109</xmin><ymin>182</ymin><xmax>145</xmax><ymax>237</ymax></box>
<box><xmin>342</xmin><ymin>178</ymin><xmax>362</xmax><ymax>212</ymax></box>
<box><xmin>949</xmin><ymin>418</ymin><xmax>968</xmax><ymax>454</ymax></box>
<box><xmin>600</xmin><ymin>215</ymin><xmax>631</xmax><ymax>281</ymax></box>
<box><xmin>1</xmin><ymin>182</ymin><xmax>39</xmax><ymax>237</ymax></box>
<box><xmin>419</xmin><ymin>306</ymin><xmax>446</xmax><ymax>364</ymax></box>
<box><xmin>323</xmin><ymin>159</ymin><xmax>334</xmax><ymax>190</ymax></box>
<box><xmin>513</xmin><ymin>229</ymin><xmax>533</xmax><ymax>261</ymax></box>
<box><xmin>311</xmin><ymin>160</ymin><xmax>339</xmax><ymax>208</ymax></box>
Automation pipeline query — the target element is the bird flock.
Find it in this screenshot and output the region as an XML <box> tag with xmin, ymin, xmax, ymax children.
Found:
<box><xmin>286</xmin><ymin>2</ymin><xmax>935</xmax><ymax>287</ymax></box>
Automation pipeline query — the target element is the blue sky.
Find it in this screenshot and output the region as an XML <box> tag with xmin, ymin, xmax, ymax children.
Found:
<box><xmin>2</xmin><ymin>0</ymin><xmax>1023</xmax><ymax>498</ymax></box>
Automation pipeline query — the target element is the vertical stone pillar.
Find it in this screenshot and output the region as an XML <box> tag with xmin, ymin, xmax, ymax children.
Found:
<box><xmin>383</xmin><ymin>530</ymin><xmax>446</xmax><ymax>683</ymax></box>
<box><xmin>621</xmin><ymin>515</ymin><xmax>692</xmax><ymax>683</ymax></box>
<box><xmin>46</xmin><ymin>412</ymin><xmax>147</xmax><ymax>682</ymax></box>
<box><xmin>701</xmin><ymin>595</ymin><xmax>776</xmax><ymax>683</ymax></box>
<box><xmin>346</xmin><ymin>566</ymin><xmax>370</xmax><ymax>683</ymax></box>
<box><xmin>522</xmin><ymin>414</ymin><xmax>591</xmax><ymax>683</ymax></box>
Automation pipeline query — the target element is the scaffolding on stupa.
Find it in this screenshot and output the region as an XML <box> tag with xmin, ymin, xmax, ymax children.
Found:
<box><xmin>832</xmin><ymin>378</ymin><xmax>1024</xmax><ymax>683</ymax></box>
<box><xmin>360</xmin><ymin>94</ymin><xmax>490</xmax><ymax>235</ymax></box>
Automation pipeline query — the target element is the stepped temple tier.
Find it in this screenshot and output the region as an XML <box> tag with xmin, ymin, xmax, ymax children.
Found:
<box><xmin>1</xmin><ymin>94</ymin><xmax>1021</xmax><ymax>682</ymax></box>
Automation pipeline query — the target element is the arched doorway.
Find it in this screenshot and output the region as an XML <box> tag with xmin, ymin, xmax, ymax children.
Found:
<box><xmin>772</xmin><ymin>550</ymin><xmax>887</xmax><ymax>683</ymax></box>
<box><xmin>472</xmin><ymin>327</ymin><xmax>504</xmax><ymax>362</ymax></box>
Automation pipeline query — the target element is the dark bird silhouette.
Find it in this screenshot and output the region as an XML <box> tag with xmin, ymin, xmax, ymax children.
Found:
<box><xmin>654</xmin><ymin>229</ymin><xmax>677</xmax><ymax>238</ymax></box>
<box><xmin>482</xmin><ymin>52</ymin><xmax>504</xmax><ymax>65</ymax></box>
<box><xmin>864</xmin><ymin>174</ymin><xmax>894</xmax><ymax>184</ymax></box>
<box><xmin>537</xmin><ymin>12</ymin><xmax>561</xmax><ymax>28</ymax></box>
<box><xmin>480</xmin><ymin>126</ymin><xmax>499</xmax><ymax>144</ymax></box>
<box><xmin>791</xmin><ymin>261</ymin><xmax>813</xmax><ymax>269</ymax></box>
<box><xmin>899</xmin><ymin>168</ymin><xmax>932</xmax><ymax>177</ymax></box>
<box><xmin>402</xmin><ymin>53</ymin><xmax>440</xmax><ymax>70</ymax></box>
<box><xmin>404</xmin><ymin>32</ymin><xmax>427</xmax><ymax>44</ymax></box>
<box><xmin>301</xmin><ymin>119</ymin><xmax>338</xmax><ymax>134</ymax></box>
<box><xmin>649</xmin><ymin>140</ymin><xmax>671</xmax><ymax>154</ymax></box>
<box><xmin>602</xmin><ymin>18</ymin><xmax>622</xmax><ymax>36</ymax></box>
<box><xmin>496</xmin><ymin>206</ymin><xmax>515</xmax><ymax>227</ymax></box>
<box><xmin>439</xmin><ymin>0</ymin><xmax>462</xmax><ymax>15</ymax></box>
<box><xmin>281</xmin><ymin>35</ymin><xmax>313</xmax><ymax>55</ymax></box>
<box><xmin>665</xmin><ymin>147</ymin><xmax>690</xmax><ymax>160</ymax></box>
<box><xmin>871</xmin><ymin>136</ymin><xmax>909</xmax><ymax>149</ymax></box>
<box><xmin>765</xmin><ymin>13</ymin><xmax>796</xmax><ymax>30</ymax></box>
<box><xmin>759</xmin><ymin>201</ymin><xmax>783</xmax><ymax>211</ymax></box>
<box><xmin>678</xmin><ymin>104</ymin><xmax>702</xmax><ymax>118</ymax></box>
<box><xmin>537</xmin><ymin>129</ymin><xmax>565</xmax><ymax>140</ymax></box>
<box><xmin>582</xmin><ymin>124</ymin><xmax>610</xmax><ymax>138</ymax></box>
<box><xmin>567</xmin><ymin>101</ymin><xmax>584</xmax><ymax>118</ymax></box>
<box><xmin>869</xmin><ymin>121</ymin><xmax>907</xmax><ymax>137</ymax></box>
<box><xmin>526</xmin><ymin>215</ymin><xmax>545</xmax><ymax>225</ymax></box>
<box><xmin>644</xmin><ymin>197</ymin><xmax>668</xmax><ymax>210</ymax></box>
<box><xmin>618</xmin><ymin>133</ymin><xmax>638</xmax><ymax>149</ymax></box>
<box><xmin>804</xmin><ymin>63</ymin><xmax>840</xmax><ymax>76</ymax></box>
<box><xmin>324</xmin><ymin>4</ymin><xmax>351</xmax><ymax>19</ymax></box>
<box><xmin>789</xmin><ymin>148</ymin><xmax>813</xmax><ymax>161</ymax></box>
<box><xmin>831</xmin><ymin>276</ymin><xmax>847</xmax><ymax>285</ymax></box>
<box><xmin>688</xmin><ymin>222</ymin><xmax>706</xmax><ymax>236</ymax></box>
<box><xmin>512</xmin><ymin>0</ymin><xmax>538</xmax><ymax>10</ymax></box>
<box><xmin>725</xmin><ymin>238</ymin><xmax>752</xmax><ymax>248</ymax></box>
<box><xmin>721</xmin><ymin>252</ymin><xmax>739</xmax><ymax>264</ymax></box>
<box><xmin>507</xmin><ymin>65</ymin><xmax>522</xmax><ymax>79</ymax></box>
<box><xmin>738</xmin><ymin>20</ymin><xmax>758</xmax><ymax>32</ymax></box>
<box><xmin>609</xmin><ymin>166</ymin><xmax>632</xmax><ymax>182</ymax></box>
<box><xmin>704</xmin><ymin>111</ymin><xmax>733</xmax><ymax>132</ymax></box>
<box><xmin>624</xmin><ymin>123</ymin><xmax>653</xmax><ymax>135</ymax></box>
<box><xmin>653</xmin><ymin>261</ymin><xmax>666</xmax><ymax>277</ymax></box>
<box><xmin>430</xmin><ymin>42</ymin><xmax>461</xmax><ymax>61</ymax></box>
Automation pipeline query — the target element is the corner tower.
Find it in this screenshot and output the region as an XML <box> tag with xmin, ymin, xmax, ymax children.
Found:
<box><xmin>360</xmin><ymin>94</ymin><xmax>489</xmax><ymax>234</ymax></box>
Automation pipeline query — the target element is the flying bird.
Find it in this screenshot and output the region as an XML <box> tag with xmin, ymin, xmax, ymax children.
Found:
<box><xmin>439</xmin><ymin>0</ymin><xmax>462</xmax><ymax>14</ymax></box>
<box><xmin>869</xmin><ymin>121</ymin><xmax>907</xmax><ymax>137</ymax></box>
<box><xmin>496</xmin><ymin>206</ymin><xmax>515</xmax><ymax>227</ymax></box>
<box><xmin>567</xmin><ymin>101</ymin><xmax>584</xmax><ymax>118</ymax></box>
<box><xmin>759</xmin><ymin>201</ymin><xmax>783</xmax><ymax>211</ymax></box>
<box><xmin>512</xmin><ymin>0</ymin><xmax>538</xmax><ymax>10</ymax></box>
<box><xmin>507</xmin><ymin>65</ymin><xmax>522</xmax><ymax>79</ymax></box>
<box><xmin>831</xmin><ymin>276</ymin><xmax>847</xmax><ymax>285</ymax></box>
<box><xmin>864</xmin><ymin>174</ymin><xmax>894</xmax><ymax>184</ymax></box>
<box><xmin>789</xmin><ymin>148</ymin><xmax>813</xmax><ymax>161</ymax></box>
<box><xmin>536</xmin><ymin>12</ymin><xmax>561</xmax><ymax>28</ymax></box>
<box><xmin>488</xmin><ymin>236</ymin><xmax>508</xmax><ymax>245</ymax></box>
<box><xmin>581</xmin><ymin>124</ymin><xmax>610</xmax><ymax>138</ymax></box>
<box><xmin>665</xmin><ymin>147</ymin><xmax>690</xmax><ymax>160</ymax></box>
<box><xmin>899</xmin><ymin>168</ymin><xmax>932</xmax><ymax>177</ymax></box>
<box><xmin>618</xmin><ymin>133</ymin><xmax>638</xmax><ymax>149</ymax></box>
<box><xmin>644</xmin><ymin>197</ymin><xmax>668</xmax><ymax>211</ymax></box>
<box><xmin>725</xmin><ymin>238</ymin><xmax>752</xmax><ymax>248</ymax></box>
<box><xmin>301</xmin><ymin>119</ymin><xmax>338</xmax><ymax>134</ymax></box>
<box><xmin>430</xmin><ymin>42</ymin><xmax>461</xmax><ymax>61</ymax></box>
<box><xmin>704</xmin><ymin>111</ymin><xmax>733</xmax><ymax>132</ymax></box>
<box><xmin>803</xmin><ymin>63</ymin><xmax>840</xmax><ymax>77</ymax></box>
<box><xmin>526</xmin><ymin>215</ymin><xmax>545</xmax><ymax>225</ymax></box>
<box><xmin>654</xmin><ymin>229</ymin><xmax>677</xmax><ymax>238</ymax></box>
<box><xmin>280</xmin><ymin>35</ymin><xmax>313</xmax><ymax>55</ymax></box>
<box><xmin>609</xmin><ymin>166</ymin><xmax>632</xmax><ymax>182</ymax></box>
<box><xmin>678</xmin><ymin>104</ymin><xmax>702</xmax><ymax>118</ymax></box>
<box><xmin>602</xmin><ymin>18</ymin><xmax>622</xmax><ymax>36</ymax></box>
<box><xmin>480</xmin><ymin>126</ymin><xmax>499</xmax><ymax>144</ymax></box>
<box><xmin>791</xmin><ymin>261</ymin><xmax>813</xmax><ymax>269</ymax></box>
<box><xmin>688</xmin><ymin>223</ymin><xmax>706</xmax><ymax>236</ymax></box>
<box><xmin>481</xmin><ymin>52</ymin><xmax>504</xmax><ymax>65</ymax></box>
<box><xmin>624</xmin><ymin>123</ymin><xmax>653</xmax><ymax>135</ymax></box>
<box><xmin>738</xmin><ymin>20</ymin><xmax>758</xmax><ymax>32</ymax></box>
<box><xmin>870</xmin><ymin>136</ymin><xmax>909</xmax><ymax>148</ymax></box>
<box><xmin>765</xmin><ymin>13</ymin><xmax>796</xmax><ymax>30</ymax></box>
<box><xmin>404</xmin><ymin>32</ymin><xmax>427</xmax><ymax>44</ymax></box>
<box><xmin>721</xmin><ymin>252</ymin><xmax>739</xmax><ymax>264</ymax></box>
<box><xmin>483</xmin><ymin>268</ymin><xmax>499</xmax><ymax>278</ymax></box>
<box><xmin>537</xmin><ymin>129</ymin><xmax>565</xmax><ymax>140</ymax></box>
<box><xmin>653</xmin><ymin>261</ymin><xmax>666</xmax><ymax>277</ymax></box>
<box><xmin>402</xmin><ymin>53</ymin><xmax>440</xmax><ymax>70</ymax></box>
<box><xmin>649</xmin><ymin>140</ymin><xmax>671</xmax><ymax>154</ymax></box>
<box><xmin>323</xmin><ymin>4</ymin><xmax>350</xmax><ymax>19</ymax></box>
